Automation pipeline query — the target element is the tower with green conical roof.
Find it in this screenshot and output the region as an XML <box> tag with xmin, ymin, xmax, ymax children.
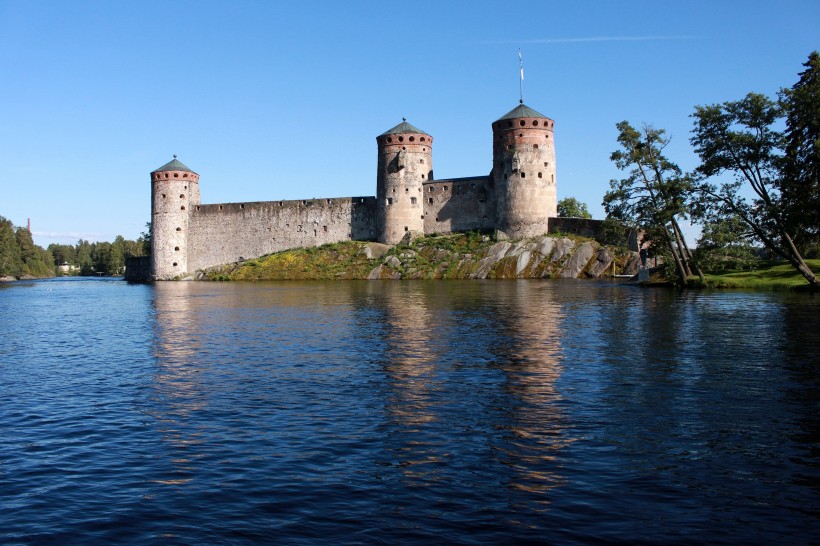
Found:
<box><xmin>492</xmin><ymin>102</ymin><xmax>557</xmax><ymax>239</ymax></box>
<box><xmin>150</xmin><ymin>156</ymin><xmax>200</xmax><ymax>280</ymax></box>
<box><xmin>375</xmin><ymin>119</ymin><xmax>433</xmax><ymax>244</ymax></box>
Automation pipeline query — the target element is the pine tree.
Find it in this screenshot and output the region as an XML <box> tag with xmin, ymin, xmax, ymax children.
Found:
<box><xmin>780</xmin><ymin>51</ymin><xmax>820</xmax><ymax>256</ymax></box>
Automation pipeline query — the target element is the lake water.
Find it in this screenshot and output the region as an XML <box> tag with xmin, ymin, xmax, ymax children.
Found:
<box><xmin>1</xmin><ymin>277</ymin><xmax>819</xmax><ymax>544</ymax></box>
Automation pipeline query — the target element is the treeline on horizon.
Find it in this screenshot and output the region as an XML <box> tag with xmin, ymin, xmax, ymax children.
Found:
<box><xmin>0</xmin><ymin>215</ymin><xmax>148</xmax><ymax>278</ymax></box>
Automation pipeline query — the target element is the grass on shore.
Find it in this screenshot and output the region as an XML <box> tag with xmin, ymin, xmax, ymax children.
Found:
<box><xmin>701</xmin><ymin>259</ymin><xmax>820</xmax><ymax>290</ymax></box>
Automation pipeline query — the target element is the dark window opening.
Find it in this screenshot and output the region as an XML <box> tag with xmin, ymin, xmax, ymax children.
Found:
<box><xmin>387</xmin><ymin>198</ymin><xmax>393</xmax><ymax>205</ymax></box>
<box><xmin>174</xmin><ymin>246</ymin><xmax>180</xmax><ymax>251</ymax></box>
<box><xmin>538</xmin><ymin>172</ymin><xmax>543</xmax><ymax>178</ymax></box>
<box><xmin>172</xmin><ymin>262</ymin><xmax>178</xmax><ymax>266</ymax></box>
<box><xmin>521</xmin><ymin>172</ymin><xmax>526</xmax><ymax>178</ymax></box>
<box><xmin>176</xmin><ymin>227</ymin><xmax>181</xmax><ymax>231</ymax></box>
<box><xmin>410</xmin><ymin>197</ymin><xmax>417</xmax><ymax>204</ymax></box>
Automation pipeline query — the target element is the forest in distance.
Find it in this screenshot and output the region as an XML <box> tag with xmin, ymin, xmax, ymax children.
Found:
<box><xmin>0</xmin><ymin>215</ymin><xmax>148</xmax><ymax>279</ymax></box>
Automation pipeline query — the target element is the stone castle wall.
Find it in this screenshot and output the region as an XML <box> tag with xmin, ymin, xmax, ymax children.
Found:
<box><xmin>423</xmin><ymin>176</ymin><xmax>496</xmax><ymax>234</ymax></box>
<box><xmin>186</xmin><ymin>197</ymin><xmax>377</xmax><ymax>273</ymax></box>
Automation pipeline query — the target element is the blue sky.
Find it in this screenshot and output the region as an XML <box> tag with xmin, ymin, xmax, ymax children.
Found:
<box><xmin>1</xmin><ymin>1</ymin><xmax>818</xmax><ymax>247</ymax></box>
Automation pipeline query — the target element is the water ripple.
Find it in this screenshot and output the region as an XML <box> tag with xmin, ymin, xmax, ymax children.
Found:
<box><xmin>1</xmin><ymin>279</ymin><xmax>818</xmax><ymax>544</ymax></box>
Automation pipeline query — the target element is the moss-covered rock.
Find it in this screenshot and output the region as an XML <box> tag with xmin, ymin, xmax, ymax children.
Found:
<box><xmin>202</xmin><ymin>233</ymin><xmax>639</xmax><ymax>281</ymax></box>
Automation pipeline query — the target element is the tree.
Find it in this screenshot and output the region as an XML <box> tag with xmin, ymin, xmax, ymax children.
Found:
<box><xmin>141</xmin><ymin>222</ymin><xmax>151</xmax><ymax>255</ymax></box>
<box><xmin>691</xmin><ymin>91</ymin><xmax>818</xmax><ymax>287</ymax></box>
<box><xmin>557</xmin><ymin>197</ymin><xmax>591</xmax><ymax>218</ymax></box>
<box><xmin>76</xmin><ymin>239</ymin><xmax>94</xmax><ymax>275</ymax></box>
<box><xmin>0</xmin><ymin>216</ymin><xmax>22</xmax><ymax>277</ymax></box>
<box><xmin>780</xmin><ymin>51</ymin><xmax>820</xmax><ymax>256</ymax></box>
<box><xmin>604</xmin><ymin>121</ymin><xmax>702</xmax><ymax>283</ymax></box>
<box><xmin>16</xmin><ymin>227</ymin><xmax>53</xmax><ymax>277</ymax></box>
<box><xmin>693</xmin><ymin>213</ymin><xmax>757</xmax><ymax>272</ymax></box>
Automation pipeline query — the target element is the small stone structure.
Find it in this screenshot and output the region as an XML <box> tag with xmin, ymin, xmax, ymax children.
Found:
<box><xmin>149</xmin><ymin>102</ymin><xmax>564</xmax><ymax>281</ymax></box>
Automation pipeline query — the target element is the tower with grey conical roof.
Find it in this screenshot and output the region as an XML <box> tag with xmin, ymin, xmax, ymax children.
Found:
<box><xmin>150</xmin><ymin>156</ymin><xmax>200</xmax><ymax>280</ymax></box>
<box><xmin>376</xmin><ymin>119</ymin><xmax>433</xmax><ymax>244</ymax></box>
<box><xmin>492</xmin><ymin>102</ymin><xmax>557</xmax><ymax>239</ymax></box>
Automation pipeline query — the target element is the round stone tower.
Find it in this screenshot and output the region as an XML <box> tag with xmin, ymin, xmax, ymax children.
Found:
<box><xmin>150</xmin><ymin>156</ymin><xmax>200</xmax><ymax>280</ymax></box>
<box><xmin>376</xmin><ymin>119</ymin><xmax>433</xmax><ymax>244</ymax></box>
<box><xmin>491</xmin><ymin>102</ymin><xmax>557</xmax><ymax>239</ymax></box>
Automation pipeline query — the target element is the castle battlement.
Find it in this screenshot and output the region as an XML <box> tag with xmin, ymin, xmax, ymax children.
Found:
<box><xmin>150</xmin><ymin>104</ymin><xmax>557</xmax><ymax>280</ymax></box>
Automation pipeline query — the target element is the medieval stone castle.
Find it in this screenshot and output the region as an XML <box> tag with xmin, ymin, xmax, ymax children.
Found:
<box><xmin>150</xmin><ymin>102</ymin><xmax>559</xmax><ymax>280</ymax></box>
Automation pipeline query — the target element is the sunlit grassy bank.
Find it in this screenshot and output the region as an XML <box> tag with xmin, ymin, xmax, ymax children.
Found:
<box><xmin>701</xmin><ymin>259</ymin><xmax>820</xmax><ymax>290</ymax></box>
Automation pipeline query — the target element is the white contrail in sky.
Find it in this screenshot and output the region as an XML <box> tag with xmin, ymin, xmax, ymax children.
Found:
<box><xmin>489</xmin><ymin>35</ymin><xmax>697</xmax><ymax>44</ymax></box>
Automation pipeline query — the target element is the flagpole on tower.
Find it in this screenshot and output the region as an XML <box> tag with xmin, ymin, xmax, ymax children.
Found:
<box><xmin>518</xmin><ymin>49</ymin><xmax>524</xmax><ymax>104</ymax></box>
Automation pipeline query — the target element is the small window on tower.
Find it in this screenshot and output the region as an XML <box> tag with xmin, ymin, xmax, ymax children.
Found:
<box><xmin>411</xmin><ymin>197</ymin><xmax>417</xmax><ymax>204</ymax></box>
<box><xmin>387</xmin><ymin>198</ymin><xmax>393</xmax><ymax>205</ymax></box>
